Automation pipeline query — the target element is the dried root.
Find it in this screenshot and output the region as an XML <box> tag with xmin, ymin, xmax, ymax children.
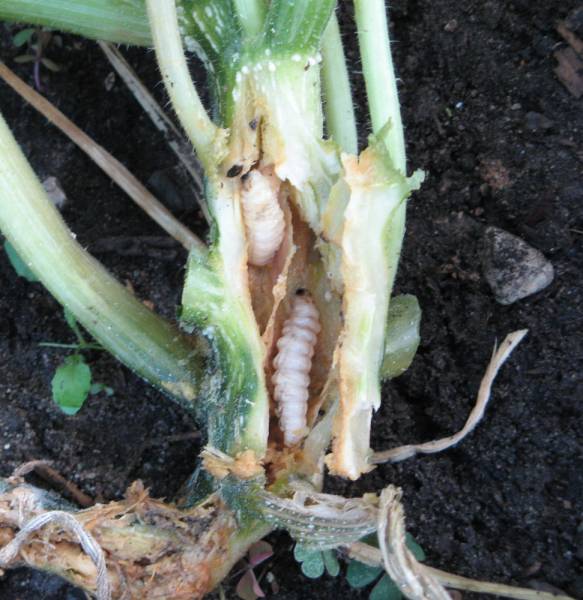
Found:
<box><xmin>348</xmin><ymin>485</ymin><xmax>574</xmax><ymax>600</ymax></box>
<box><xmin>0</xmin><ymin>479</ymin><xmax>252</xmax><ymax>599</ymax></box>
<box><xmin>371</xmin><ymin>330</ymin><xmax>528</xmax><ymax>464</ymax></box>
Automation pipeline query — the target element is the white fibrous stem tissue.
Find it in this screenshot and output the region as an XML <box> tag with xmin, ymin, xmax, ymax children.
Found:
<box><xmin>272</xmin><ymin>293</ymin><xmax>321</xmax><ymax>446</ymax></box>
<box><xmin>241</xmin><ymin>169</ymin><xmax>285</xmax><ymax>267</ymax></box>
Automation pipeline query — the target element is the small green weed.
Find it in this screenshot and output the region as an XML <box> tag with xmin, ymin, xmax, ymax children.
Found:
<box><xmin>11</xmin><ymin>26</ymin><xmax>62</xmax><ymax>90</ymax></box>
<box><xmin>294</xmin><ymin>534</ymin><xmax>425</xmax><ymax>599</ymax></box>
<box><xmin>43</xmin><ymin>308</ymin><xmax>112</xmax><ymax>414</ymax></box>
<box><xmin>4</xmin><ymin>239</ymin><xmax>38</xmax><ymax>282</ymax></box>
<box><xmin>4</xmin><ymin>241</ymin><xmax>113</xmax><ymax>413</ymax></box>
<box><xmin>294</xmin><ymin>545</ymin><xmax>340</xmax><ymax>579</ymax></box>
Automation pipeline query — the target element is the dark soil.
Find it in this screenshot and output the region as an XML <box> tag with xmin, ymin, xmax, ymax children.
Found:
<box><xmin>1</xmin><ymin>1</ymin><xmax>582</xmax><ymax>598</ymax></box>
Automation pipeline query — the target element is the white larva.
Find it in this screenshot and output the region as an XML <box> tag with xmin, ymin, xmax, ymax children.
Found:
<box><xmin>241</xmin><ymin>169</ymin><xmax>285</xmax><ymax>267</ymax></box>
<box><xmin>272</xmin><ymin>293</ymin><xmax>321</xmax><ymax>446</ymax></box>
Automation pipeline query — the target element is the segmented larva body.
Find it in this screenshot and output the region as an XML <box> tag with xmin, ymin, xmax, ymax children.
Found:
<box><xmin>241</xmin><ymin>170</ymin><xmax>285</xmax><ymax>267</ymax></box>
<box><xmin>272</xmin><ymin>293</ymin><xmax>321</xmax><ymax>446</ymax></box>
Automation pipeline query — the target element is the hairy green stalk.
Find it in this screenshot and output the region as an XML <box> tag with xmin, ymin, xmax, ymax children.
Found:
<box><xmin>233</xmin><ymin>0</ymin><xmax>266</xmax><ymax>39</ymax></box>
<box><xmin>181</xmin><ymin>244</ymin><xmax>269</xmax><ymax>457</ymax></box>
<box><xmin>0</xmin><ymin>114</ymin><xmax>210</xmax><ymax>410</ymax></box>
<box><xmin>321</xmin><ymin>13</ymin><xmax>358</xmax><ymax>154</ymax></box>
<box><xmin>0</xmin><ymin>0</ymin><xmax>151</xmax><ymax>46</ymax></box>
<box><xmin>177</xmin><ymin>0</ymin><xmax>243</xmax><ymax>72</ymax></box>
<box><xmin>146</xmin><ymin>0</ymin><xmax>226</xmax><ymax>172</ymax></box>
<box><xmin>354</xmin><ymin>0</ymin><xmax>406</xmax><ymax>171</ymax></box>
<box><xmin>263</xmin><ymin>0</ymin><xmax>336</xmax><ymax>55</ymax></box>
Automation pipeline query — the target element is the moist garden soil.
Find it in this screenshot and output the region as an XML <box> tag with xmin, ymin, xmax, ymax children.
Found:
<box><xmin>0</xmin><ymin>1</ymin><xmax>582</xmax><ymax>598</ymax></box>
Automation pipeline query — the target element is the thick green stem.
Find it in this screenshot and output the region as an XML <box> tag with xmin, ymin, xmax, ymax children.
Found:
<box><xmin>0</xmin><ymin>0</ymin><xmax>151</xmax><ymax>46</ymax></box>
<box><xmin>146</xmin><ymin>0</ymin><xmax>225</xmax><ymax>172</ymax></box>
<box><xmin>321</xmin><ymin>13</ymin><xmax>358</xmax><ymax>154</ymax></box>
<box><xmin>233</xmin><ymin>0</ymin><xmax>266</xmax><ymax>39</ymax></box>
<box><xmin>0</xmin><ymin>113</ymin><xmax>209</xmax><ymax>410</ymax></box>
<box><xmin>263</xmin><ymin>0</ymin><xmax>336</xmax><ymax>55</ymax></box>
<box><xmin>177</xmin><ymin>0</ymin><xmax>243</xmax><ymax>69</ymax></box>
<box><xmin>354</xmin><ymin>0</ymin><xmax>406</xmax><ymax>172</ymax></box>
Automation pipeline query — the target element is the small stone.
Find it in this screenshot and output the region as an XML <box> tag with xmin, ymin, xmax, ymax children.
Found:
<box><xmin>481</xmin><ymin>226</ymin><xmax>554</xmax><ymax>305</ymax></box>
<box><xmin>104</xmin><ymin>71</ymin><xmax>116</xmax><ymax>91</ymax></box>
<box><xmin>444</xmin><ymin>19</ymin><xmax>458</xmax><ymax>32</ymax></box>
<box><xmin>42</xmin><ymin>176</ymin><xmax>67</xmax><ymax>209</ymax></box>
<box><xmin>525</xmin><ymin>111</ymin><xmax>553</xmax><ymax>132</ymax></box>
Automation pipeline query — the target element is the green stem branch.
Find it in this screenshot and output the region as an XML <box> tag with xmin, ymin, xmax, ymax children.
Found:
<box><xmin>354</xmin><ymin>0</ymin><xmax>406</xmax><ymax>172</ymax></box>
<box><xmin>233</xmin><ymin>0</ymin><xmax>266</xmax><ymax>39</ymax></box>
<box><xmin>263</xmin><ymin>0</ymin><xmax>336</xmax><ymax>54</ymax></box>
<box><xmin>0</xmin><ymin>0</ymin><xmax>151</xmax><ymax>46</ymax></box>
<box><xmin>321</xmin><ymin>13</ymin><xmax>358</xmax><ymax>154</ymax></box>
<box><xmin>0</xmin><ymin>113</ymin><xmax>209</xmax><ymax>410</ymax></box>
<box><xmin>146</xmin><ymin>0</ymin><xmax>225</xmax><ymax>172</ymax></box>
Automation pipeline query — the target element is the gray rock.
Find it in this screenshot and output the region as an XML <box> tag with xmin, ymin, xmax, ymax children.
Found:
<box><xmin>481</xmin><ymin>226</ymin><xmax>554</xmax><ymax>305</ymax></box>
<box><xmin>524</xmin><ymin>111</ymin><xmax>553</xmax><ymax>132</ymax></box>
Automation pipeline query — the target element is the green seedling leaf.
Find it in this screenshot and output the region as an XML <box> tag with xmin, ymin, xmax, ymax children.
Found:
<box><xmin>13</xmin><ymin>28</ymin><xmax>35</xmax><ymax>47</ymax></box>
<box><xmin>322</xmin><ymin>550</ymin><xmax>340</xmax><ymax>577</ymax></box>
<box><xmin>90</xmin><ymin>383</ymin><xmax>114</xmax><ymax>397</ymax></box>
<box><xmin>3</xmin><ymin>241</ymin><xmax>39</xmax><ymax>282</ymax></box>
<box><xmin>405</xmin><ymin>533</ymin><xmax>426</xmax><ymax>562</ymax></box>
<box><xmin>360</xmin><ymin>532</ymin><xmax>379</xmax><ymax>547</ymax></box>
<box><xmin>346</xmin><ymin>561</ymin><xmax>383</xmax><ymax>589</ymax></box>
<box><xmin>381</xmin><ymin>294</ymin><xmax>421</xmax><ymax>380</ymax></box>
<box><xmin>63</xmin><ymin>308</ymin><xmax>98</xmax><ymax>348</ymax></box>
<box><xmin>369</xmin><ymin>574</ymin><xmax>402</xmax><ymax>600</ymax></box>
<box><xmin>41</xmin><ymin>57</ymin><xmax>62</xmax><ymax>72</ymax></box>
<box><xmin>52</xmin><ymin>354</ymin><xmax>91</xmax><ymax>415</ymax></box>
<box><xmin>13</xmin><ymin>54</ymin><xmax>36</xmax><ymax>64</ymax></box>
<box><xmin>293</xmin><ymin>544</ymin><xmax>313</xmax><ymax>563</ymax></box>
<box><xmin>301</xmin><ymin>552</ymin><xmax>324</xmax><ymax>579</ymax></box>
<box><xmin>294</xmin><ymin>544</ymin><xmax>325</xmax><ymax>579</ymax></box>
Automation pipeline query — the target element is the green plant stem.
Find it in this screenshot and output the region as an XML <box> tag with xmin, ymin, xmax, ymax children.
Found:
<box><xmin>39</xmin><ymin>343</ymin><xmax>103</xmax><ymax>351</ymax></box>
<box><xmin>321</xmin><ymin>13</ymin><xmax>358</xmax><ymax>155</ymax></box>
<box><xmin>233</xmin><ymin>0</ymin><xmax>266</xmax><ymax>39</ymax></box>
<box><xmin>0</xmin><ymin>113</ymin><xmax>210</xmax><ymax>410</ymax></box>
<box><xmin>263</xmin><ymin>0</ymin><xmax>336</xmax><ymax>54</ymax></box>
<box><xmin>146</xmin><ymin>0</ymin><xmax>224</xmax><ymax>172</ymax></box>
<box><xmin>0</xmin><ymin>0</ymin><xmax>151</xmax><ymax>46</ymax></box>
<box><xmin>354</xmin><ymin>0</ymin><xmax>406</xmax><ymax>172</ymax></box>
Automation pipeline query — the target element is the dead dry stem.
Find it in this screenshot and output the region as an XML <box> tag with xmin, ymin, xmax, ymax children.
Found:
<box><xmin>0</xmin><ymin>479</ymin><xmax>246</xmax><ymax>599</ymax></box>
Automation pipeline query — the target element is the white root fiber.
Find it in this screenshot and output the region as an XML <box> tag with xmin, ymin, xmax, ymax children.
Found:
<box><xmin>371</xmin><ymin>329</ymin><xmax>528</xmax><ymax>464</ymax></box>
<box><xmin>0</xmin><ymin>510</ymin><xmax>111</xmax><ymax>600</ymax></box>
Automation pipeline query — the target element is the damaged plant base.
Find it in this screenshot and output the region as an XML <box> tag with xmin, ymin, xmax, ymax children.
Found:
<box><xmin>0</xmin><ymin>0</ymin><xmax>569</xmax><ymax>598</ymax></box>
